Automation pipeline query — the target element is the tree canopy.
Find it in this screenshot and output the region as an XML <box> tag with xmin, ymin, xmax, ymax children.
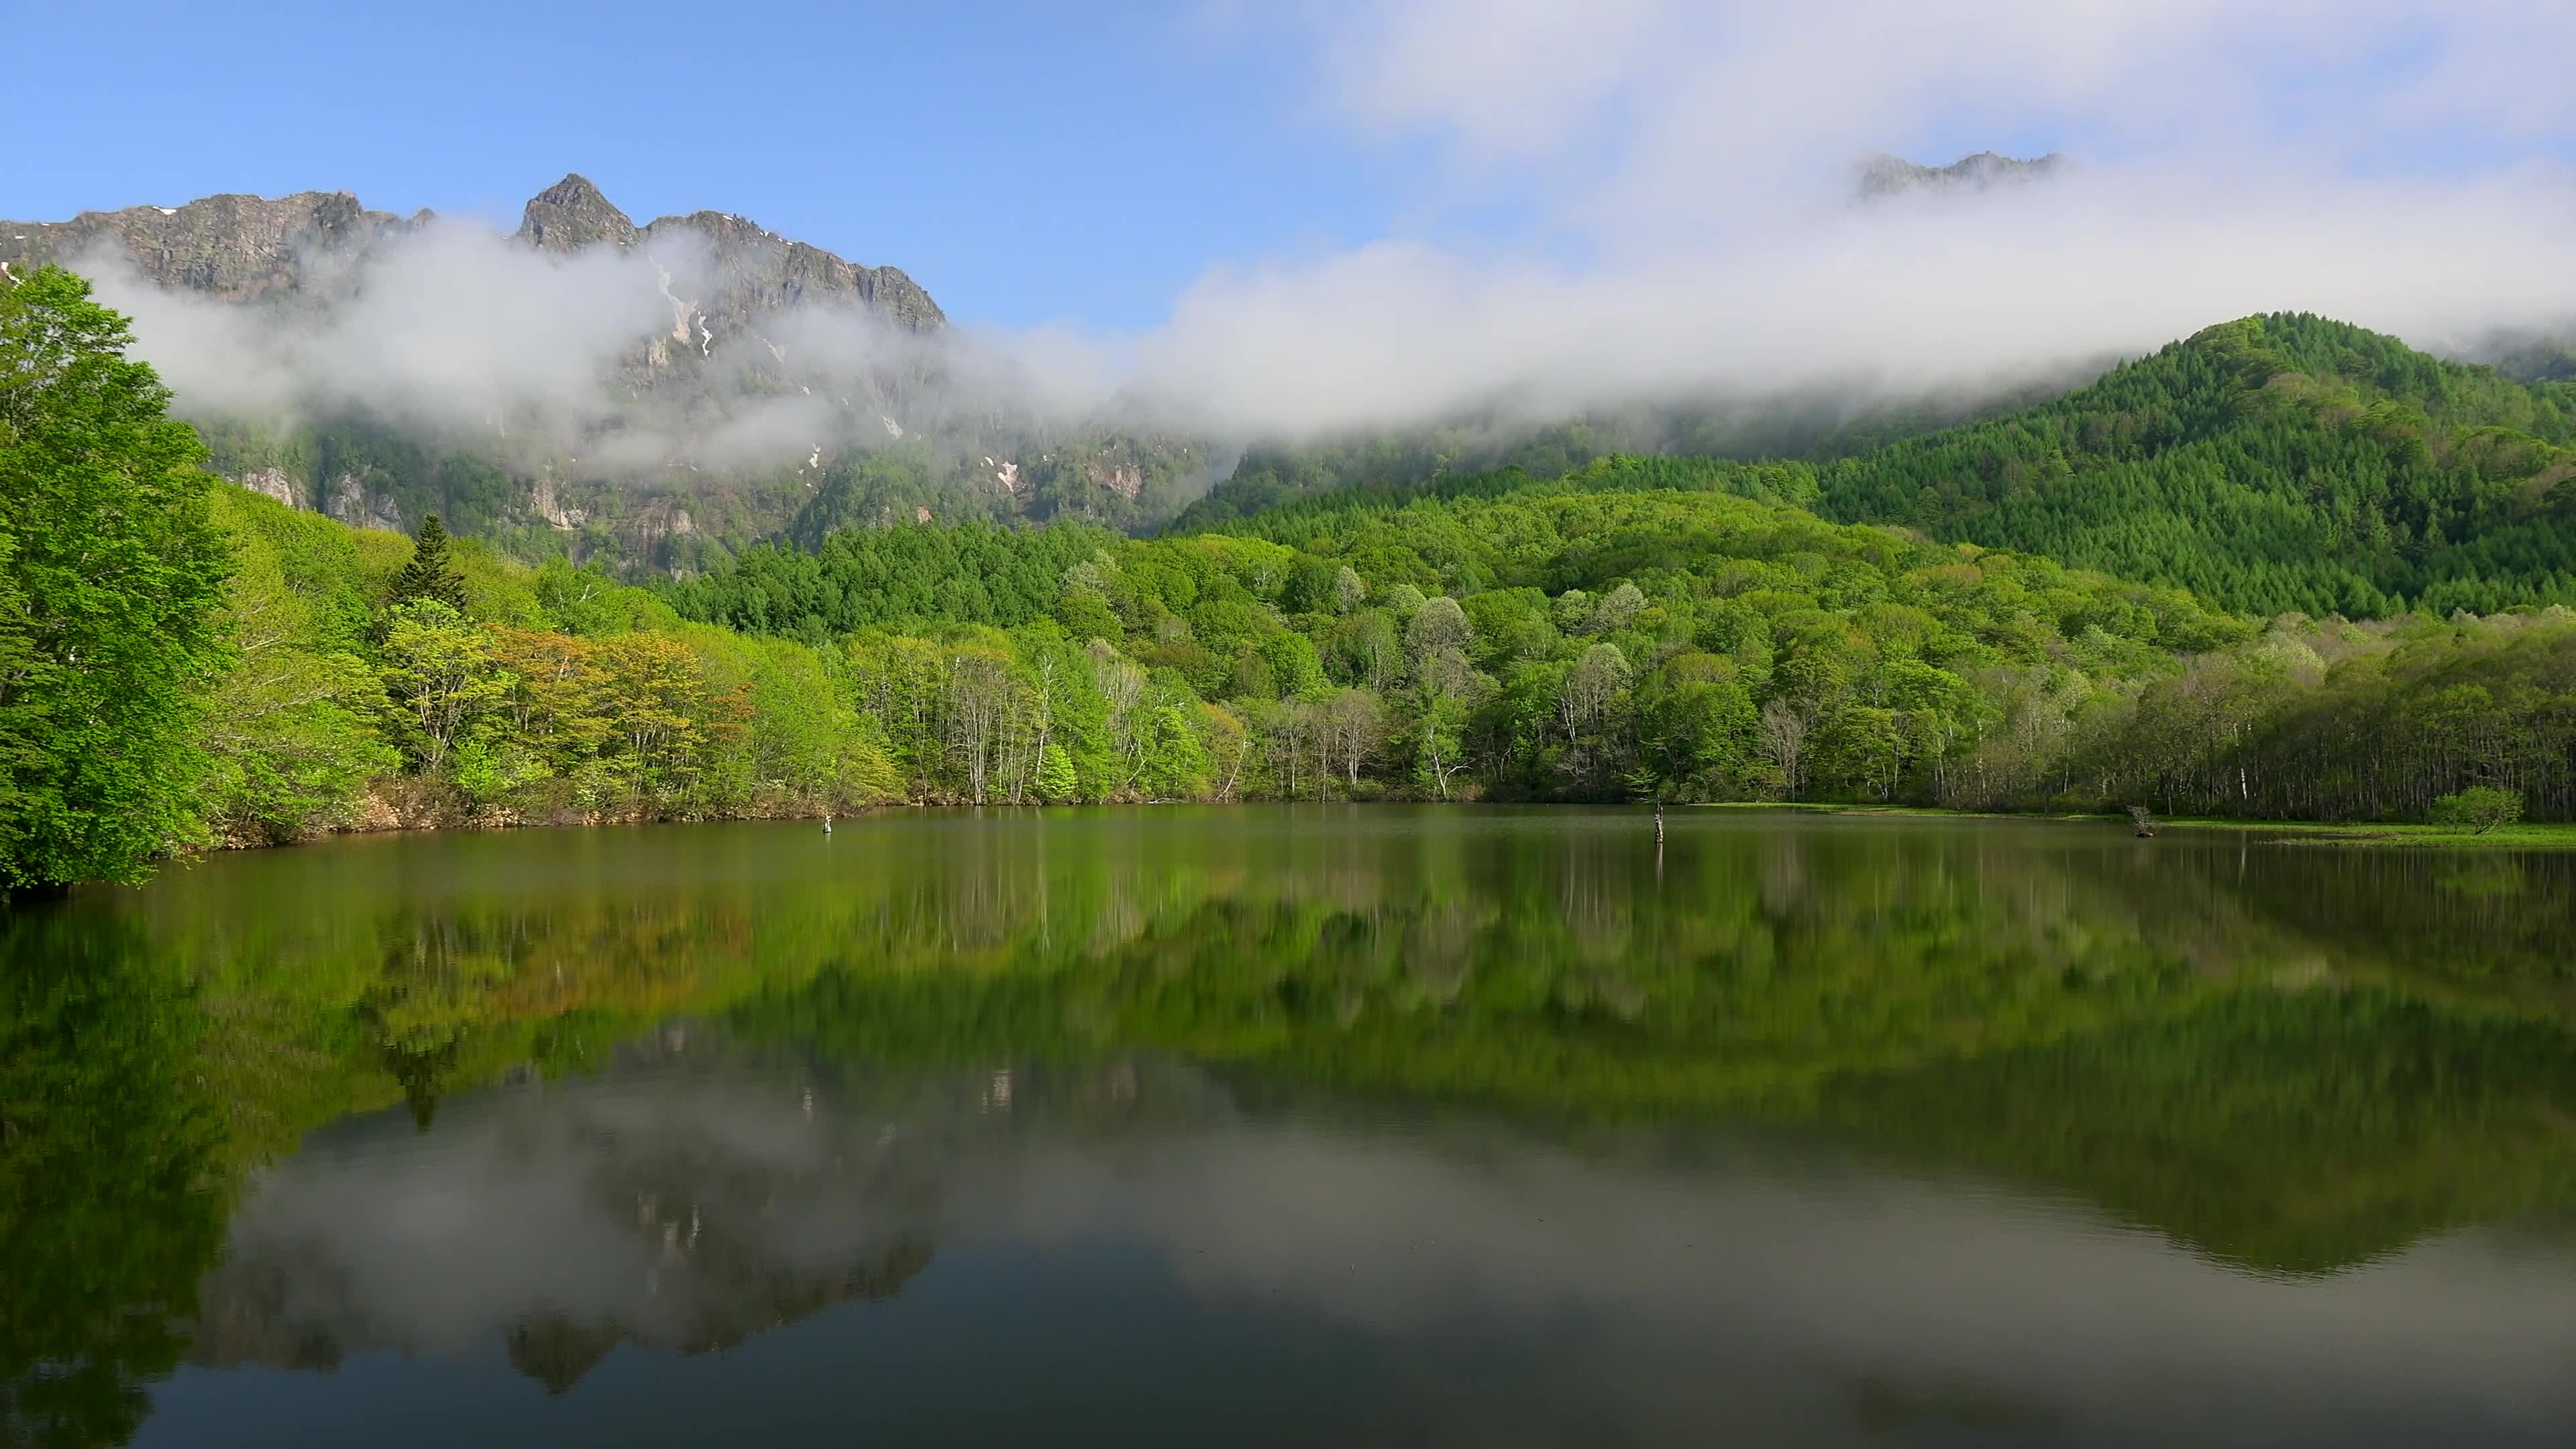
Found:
<box><xmin>0</xmin><ymin>266</ymin><xmax>232</xmax><ymax>890</ymax></box>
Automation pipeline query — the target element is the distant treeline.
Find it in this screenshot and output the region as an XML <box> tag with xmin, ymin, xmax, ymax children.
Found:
<box><xmin>669</xmin><ymin>454</ymin><xmax>2576</xmax><ymax>823</ymax></box>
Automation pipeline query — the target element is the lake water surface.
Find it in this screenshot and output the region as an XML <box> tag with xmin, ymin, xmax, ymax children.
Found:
<box><xmin>9</xmin><ymin>807</ymin><xmax>2576</xmax><ymax>1447</ymax></box>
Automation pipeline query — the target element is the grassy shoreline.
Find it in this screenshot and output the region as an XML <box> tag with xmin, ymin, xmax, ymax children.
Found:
<box><xmin>1689</xmin><ymin>800</ymin><xmax>2576</xmax><ymax>850</ymax></box>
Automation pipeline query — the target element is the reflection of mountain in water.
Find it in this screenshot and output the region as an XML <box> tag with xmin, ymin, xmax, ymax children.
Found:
<box><xmin>159</xmin><ymin>1032</ymin><xmax>2576</xmax><ymax>1446</ymax></box>
<box><xmin>17</xmin><ymin>816</ymin><xmax>2576</xmax><ymax>1448</ymax></box>
<box><xmin>182</xmin><ymin>1043</ymin><xmax>1227</xmax><ymax>1392</ymax></box>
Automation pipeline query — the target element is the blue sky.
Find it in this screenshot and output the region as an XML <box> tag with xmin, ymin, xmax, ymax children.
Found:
<box><xmin>15</xmin><ymin>1</ymin><xmax>1434</xmax><ymax>331</ymax></box>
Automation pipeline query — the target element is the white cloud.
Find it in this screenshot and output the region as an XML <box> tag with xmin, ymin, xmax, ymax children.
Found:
<box><xmin>1102</xmin><ymin>0</ymin><xmax>2576</xmax><ymax>436</ymax></box>
<box><xmin>87</xmin><ymin>222</ymin><xmax>680</xmax><ymax>437</ymax></box>
<box><xmin>1124</xmin><ymin>166</ymin><xmax>2576</xmax><ymax>435</ymax></box>
<box><xmin>77</xmin><ymin>218</ymin><xmax>1111</xmax><ymax>480</ymax></box>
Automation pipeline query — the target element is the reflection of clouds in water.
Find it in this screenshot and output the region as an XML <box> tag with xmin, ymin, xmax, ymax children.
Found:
<box><xmin>209</xmin><ymin>1069</ymin><xmax>945</xmax><ymax>1362</ymax></box>
<box><xmin>996</xmin><ymin>1132</ymin><xmax>2576</xmax><ymax>1442</ymax></box>
<box><xmin>202</xmin><ymin>1057</ymin><xmax>2576</xmax><ymax>1444</ymax></box>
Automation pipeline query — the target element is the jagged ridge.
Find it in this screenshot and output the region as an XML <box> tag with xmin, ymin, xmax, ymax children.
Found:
<box><xmin>2</xmin><ymin>172</ymin><xmax>944</xmax><ymax>332</ymax></box>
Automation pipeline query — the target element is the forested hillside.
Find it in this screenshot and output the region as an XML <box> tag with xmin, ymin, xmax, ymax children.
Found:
<box><xmin>1806</xmin><ymin>313</ymin><xmax>2576</xmax><ymax>616</ymax></box>
<box><xmin>1173</xmin><ymin>382</ymin><xmax>2068</xmax><ymax>529</ymax></box>
<box><xmin>1183</xmin><ymin>315</ymin><xmax>2576</xmax><ymax>622</ymax></box>
<box><xmin>158</xmin><ymin>273</ymin><xmax>2576</xmax><ymax>625</ymax></box>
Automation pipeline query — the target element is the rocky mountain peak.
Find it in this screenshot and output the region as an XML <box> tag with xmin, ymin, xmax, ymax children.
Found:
<box><xmin>3</xmin><ymin>173</ymin><xmax>947</xmax><ymax>335</ymax></box>
<box><xmin>517</xmin><ymin>173</ymin><xmax>637</xmax><ymax>252</ymax></box>
<box><xmin>1856</xmin><ymin>149</ymin><xmax>2067</xmax><ymax>199</ymax></box>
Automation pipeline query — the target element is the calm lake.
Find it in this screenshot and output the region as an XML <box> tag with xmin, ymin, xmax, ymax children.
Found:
<box><xmin>9</xmin><ymin>807</ymin><xmax>2576</xmax><ymax>1447</ymax></box>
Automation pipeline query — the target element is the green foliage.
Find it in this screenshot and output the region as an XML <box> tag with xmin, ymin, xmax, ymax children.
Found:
<box><xmin>1034</xmin><ymin>743</ymin><xmax>1079</xmax><ymax>802</ymax></box>
<box><xmin>531</xmin><ymin>556</ymin><xmax>680</xmax><ymax>636</ymax></box>
<box><xmin>2431</xmin><ymin>786</ymin><xmax>2524</xmax><ymax>834</ymax></box>
<box><xmin>1177</xmin><ymin>315</ymin><xmax>2576</xmax><ymax>623</ymax></box>
<box><xmin>0</xmin><ymin>913</ymin><xmax>228</xmax><ymax>1448</ymax></box>
<box><xmin>0</xmin><ymin>267</ymin><xmax>234</xmax><ymax>888</ymax></box>
<box><xmin>665</xmin><ymin>519</ymin><xmax>1119</xmax><ymax>638</ymax></box>
<box><xmin>655</xmin><ymin>439</ymin><xmax>2576</xmax><ymax>823</ymax></box>
<box><xmin>164</xmin><ymin>451</ymin><xmax>2576</xmax><ymax>828</ymax></box>
<box><xmin>2086</xmin><ymin>612</ymin><xmax>2576</xmax><ymax>825</ymax></box>
<box><xmin>1139</xmin><ymin>704</ymin><xmax>1212</xmax><ymax>798</ymax></box>
<box><xmin>1173</xmin><ymin>402</ymin><xmax>1927</xmax><ymax>527</ymax></box>
<box><xmin>377</xmin><ymin>600</ymin><xmax>509</xmax><ymax>773</ymax></box>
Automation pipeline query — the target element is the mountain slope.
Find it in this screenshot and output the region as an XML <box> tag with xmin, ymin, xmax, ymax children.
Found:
<box><xmin>1808</xmin><ymin>313</ymin><xmax>2576</xmax><ymax>615</ymax></box>
<box><xmin>1172</xmin><ymin>316</ymin><xmax>2576</xmax><ymax>619</ymax></box>
<box><xmin>510</xmin><ymin>172</ymin><xmax>945</xmax><ymax>333</ymax></box>
<box><xmin>5</xmin><ymin>178</ymin><xmax>1214</xmax><ymax>569</ymax></box>
<box><xmin>1171</xmin><ymin>379</ymin><xmax>2075</xmax><ymax>531</ymax></box>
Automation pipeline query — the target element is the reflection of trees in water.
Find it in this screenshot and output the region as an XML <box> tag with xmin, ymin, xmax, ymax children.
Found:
<box><xmin>1817</xmin><ymin>987</ymin><xmax>2576</xmax><ymax>1274</ymax></box>
<box><xmin>0</xmin><ymin>913</ymin><xmax>230</xmax><ymax>1449</ymax></box>
<box><xmin>2221</xmin><ymin>846</ymin><xmax>2576</xmax><ymax>987</ymax></box>
<box><xmin>11</xmin><ymin>814</ymin><xmax>2576</xmax><ymax>1444</ymax></box>
<box><xmin>40</xmin><ymin>814</ymin><xmax>2576</xmax><ymax>1333</ymax></box>
<box><xmin>127</xmin><ymin>820</ymin><xmax>2576</xmax><ymax>1155</ymax></box>
<box><xmin>377</xmin><ymin>1033</ymin><xmax>461</xmax><ymax>1132</ymax></box>
<box><xmin>721</xmin><ymin>824</ymin><xmax>2576</xmax><ymax>1273</ymax></box>
<box><xmin>1399</xmin><ymin>899</ymin><xmax>1483</xmax><ymax>1006</ymax></box>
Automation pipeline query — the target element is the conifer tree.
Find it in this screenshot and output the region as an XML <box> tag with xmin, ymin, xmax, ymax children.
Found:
<box><xmin>390</xmin><ymin>513</ymin><xmax>469</xmax><ymax>614</ymax></box>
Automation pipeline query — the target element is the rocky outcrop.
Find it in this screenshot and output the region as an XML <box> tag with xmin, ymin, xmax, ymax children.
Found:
<box><xmin>237</xmin><ymin>466</ymin><xmax>305</xmax><ymax>510</ymax></box>
<box><xmin>629</xmin><ymin>205</ymin><xmax>946</xmax><ymax>333</ymax></box>
<box><xmin>321</xmin><ymin>470</ymin><xmax>402</xmax><ymax>533</ymax></box>
<box><xmin>1</xmin><ymin>190</ymin><xmax>425</xmax><ymax>299</ymax></box>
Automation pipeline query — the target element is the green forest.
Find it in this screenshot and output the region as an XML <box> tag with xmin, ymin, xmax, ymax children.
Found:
<box><xmin>9</xmin><ymin>267</ymin><xmax>2576</xmax><ymax>892</ymax></box>
<box><xmin>667</xmin><ymin>453</ymin><xmax>2576</xmax><ymax>826</ymax></box>
<box><xmin>1807</xmin><ymin>313</ymin><xmax>2576</xmax><ymax>617</ymax></box>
